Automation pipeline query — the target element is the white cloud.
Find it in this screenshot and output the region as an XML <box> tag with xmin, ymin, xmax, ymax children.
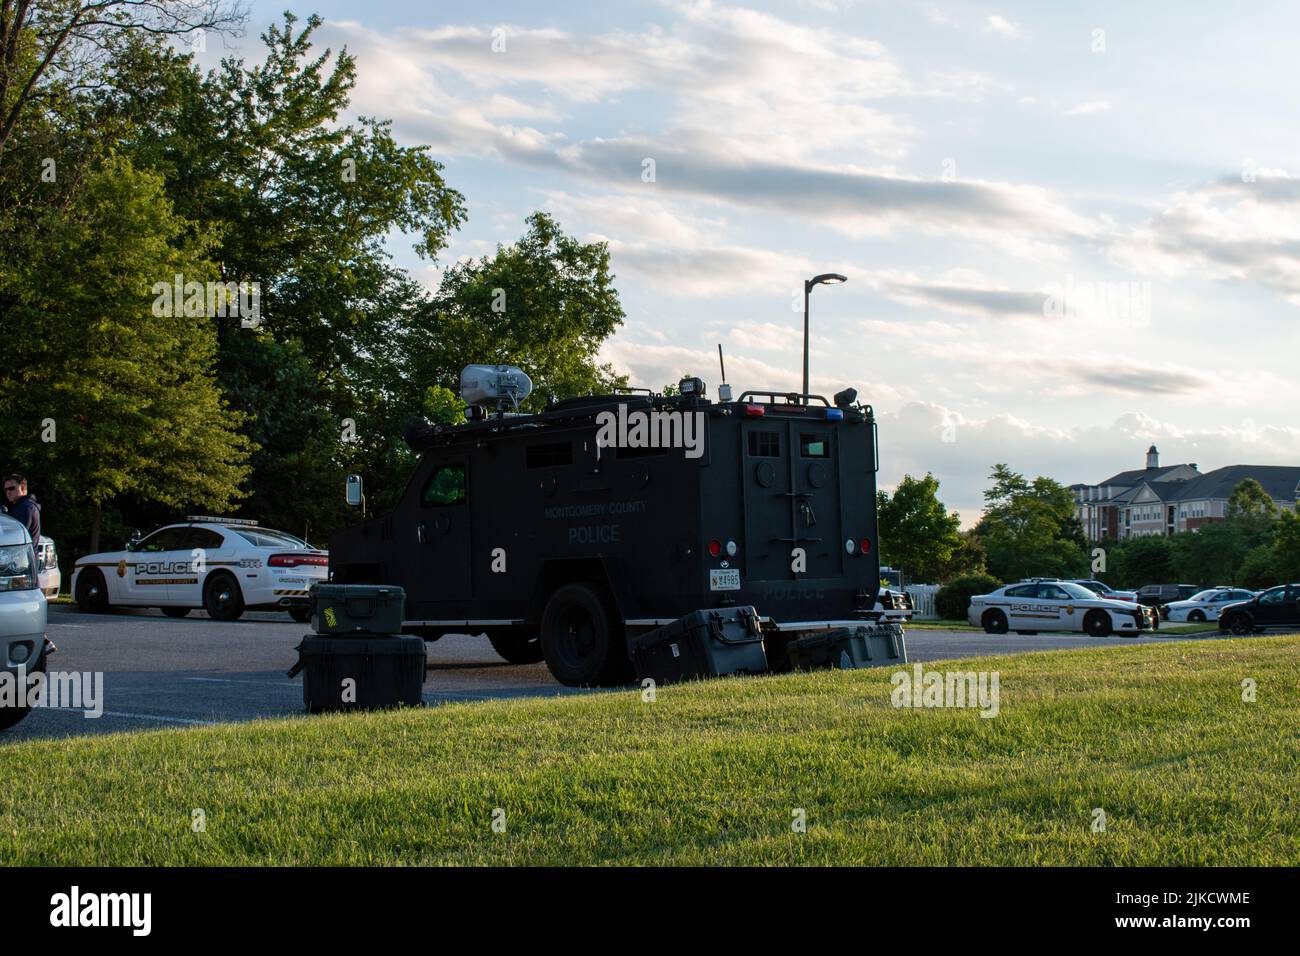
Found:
<box><xmin>985</xmin><ymin>15</ymin><xmax>1023</xmax><ymax>39</ymax></box>
<box><xmin>1109</xmin><ymin>170</ymin><xmax>1300</xmax><ymax>305</ymax></box>
<box><xmin>1065</xmin><ymin>99</ymin><xmax>1112</xmax><ymax>116</ymax></box>
<box><xmin>542</xmin><ymin>191</ymin><xmax>818</xmax><ymax>295</ymax></box>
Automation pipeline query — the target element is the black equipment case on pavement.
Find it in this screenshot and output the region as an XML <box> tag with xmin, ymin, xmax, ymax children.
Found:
<box><xmin>629</xmin><ymin>606</ymin><xmax>767</xmax><ymax>685</ymax></box>
<box><xmin>310</xmin><ymin>584</ymin><xmax>405</xmax><ymax>635</ymax></box>
<box><xmin>290</xmin><ymin>634</ymin><xmax>426</xmax><ymax>713</ymax></box>
<box><xmin>786</xmin><ymin>624</ymin><xmax>905</xmax><ymax>671</ymax></box>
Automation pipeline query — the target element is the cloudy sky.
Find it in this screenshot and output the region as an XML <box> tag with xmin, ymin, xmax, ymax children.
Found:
<box><xmin>219</xmin><ymin>1</ymin><xmax>1300</xmax><ymax>524</ymax></box>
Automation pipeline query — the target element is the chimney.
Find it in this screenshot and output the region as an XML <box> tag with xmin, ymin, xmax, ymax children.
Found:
<box><xmin>1146</xmin><ymin>444</ymin><xmax>1159</xmax><ymax>469</ymax></box>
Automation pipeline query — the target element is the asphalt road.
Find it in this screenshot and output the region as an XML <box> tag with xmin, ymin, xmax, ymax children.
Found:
<box><xmin>1</xmin><ymin>605</ymin><xmax>1234</xmax><ymax>744</ymax></box>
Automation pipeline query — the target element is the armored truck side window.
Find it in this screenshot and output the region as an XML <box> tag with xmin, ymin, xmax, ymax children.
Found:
<box><xmin>747</xmin><ymin>430</ymin><xmax>780</xmax><ymax>457</ymax></box>
<box><xmin>422</xmin><ymin>465</ymin><xmax>466</xmax><ymax>507</ymax></box>
<box><xmin>526</xmin><ymin>442</ymin><xmax>573</xmax><ymax>468</ymax></box>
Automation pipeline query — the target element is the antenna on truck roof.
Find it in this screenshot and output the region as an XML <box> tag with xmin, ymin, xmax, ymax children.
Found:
<box><xmin>717</xmin><ymin>344</ymin><xmax>732</xmax><ymax>402</ymax></box>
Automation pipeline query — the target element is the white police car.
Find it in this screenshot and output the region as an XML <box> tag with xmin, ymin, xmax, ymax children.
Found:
<box><xmin>968</xmin><ymin>580</ymin><xmax>1155</xmax><ymax>636</ymax></box>
<box><xmin>1161</xmin><ymin>587</ymin><xmax>1256</xmax><ymax>623</ymax></box>
<box><xmin>70</xmin><ymin>517</ymin><xmax>327</xmax><ymax>622</ymax></box>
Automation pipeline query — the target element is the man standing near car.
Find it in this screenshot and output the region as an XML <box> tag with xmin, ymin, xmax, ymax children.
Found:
<box><xmin>3</xmin><ymin>474</ymin><xmax>40</xmax><ymax>549</ymax></box>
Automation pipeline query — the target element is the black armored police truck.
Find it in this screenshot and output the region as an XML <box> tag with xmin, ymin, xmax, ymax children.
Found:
<box><xmin>328</xmin><ymin>364</ymin><xmax>898</xmax><ymax>686</ymax></box>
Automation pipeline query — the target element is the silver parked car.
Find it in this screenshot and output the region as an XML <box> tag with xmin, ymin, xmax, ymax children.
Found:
<box><xmin>0</xmin><ymin>514</ymin><xmax>55</xmax><ymax>731</ymax></box>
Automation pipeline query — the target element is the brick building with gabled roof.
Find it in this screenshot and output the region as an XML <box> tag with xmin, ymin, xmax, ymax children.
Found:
<box><xmin>1072</xmin><ymin>447</ymin><xmax>1300</xmax><ymax>540</ymax></box>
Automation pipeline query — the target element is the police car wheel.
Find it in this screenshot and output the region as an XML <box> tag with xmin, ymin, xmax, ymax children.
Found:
<box><xmin>288</xmin><ymin>607</ymin><xmax>312</xmax><ymax>624</ymax></box>
<box><xmin>203</xmin><ymin>572</ymin><xmax>245</xmax><ymax>622</ymax></box>
<box><xmin>488</xmin><ymin>628</ymin><xmax>545</xmax><ymax>665</ymax></box>
<box><xmin>1189</xmin><ymin>610</ymin><xmax>1206</xmax><ymax>622</ymax></box>
<box><xmin>0</xmin><ymin>648</ymin><xmax>48</xmax><ymax>730</ymax></box>
<box><xmin>1084</xmin><ymin>610</ymin><xmax>1112</xmax><ymax>637</ymax></box>
<box><xmin>161</xmin><ymin>606</ymin><xmax>190</xmax><ymax>619</ymax></box>
<box><xmin>75</xmin><ymin>569</ymin><xmax>110</xmax><ymax>614</ymax></box>
<box><xmin>982</xmin><ymin>610</ymin><xmax>1008</xmax><ymax>634</ymax></box>
<box><xmin>540</xmin><ymin>583</ymin><xmax>630</xmax><ymax>687</ymax></box>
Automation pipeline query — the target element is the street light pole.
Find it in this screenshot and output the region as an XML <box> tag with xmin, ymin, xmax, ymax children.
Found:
<box><xmin>802</xmin><ymin>279</ymin><xmax>811</xmax><ymax>402</ymax></box>
<box><xmin>801</xmin><ymin>273</ymin><xmax>847</xmax><ymax>402</ymax></box>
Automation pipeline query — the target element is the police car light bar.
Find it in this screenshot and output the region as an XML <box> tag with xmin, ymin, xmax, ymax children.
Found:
<box><xmin>186</xmin><ymin>515</ymin><xmax>258</xmax><ymax>526</ymax></box>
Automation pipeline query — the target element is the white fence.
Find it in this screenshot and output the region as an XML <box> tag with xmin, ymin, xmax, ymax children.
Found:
<box><xmin>905</xmin><ymin>584</ymin><xmax>942</xmax><ymax>620</ymax></box>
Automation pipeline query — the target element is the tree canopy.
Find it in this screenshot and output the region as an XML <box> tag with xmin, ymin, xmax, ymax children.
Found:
<box><xmin>0</xmin><ymin>10</ymin><xmax>627</xmax><ymax>558</ymax></box>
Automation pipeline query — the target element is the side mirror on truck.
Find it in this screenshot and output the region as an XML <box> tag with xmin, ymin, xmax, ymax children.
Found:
<box><xmin>345</xmin><ymin>474</ymin><xmax>364</xmax><ymax>509</ymax></box>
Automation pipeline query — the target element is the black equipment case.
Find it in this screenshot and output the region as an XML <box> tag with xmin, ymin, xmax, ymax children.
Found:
<box><xmin>290</xmin><ymin>634</ymin><xmax>426</xmax><ymax>713</ymax></box>
<box><xmin>310</xmin><ymin>584</ymin><xmax>405</xmax><ymax>635</ymax></box>
<box><xmin>629</xmin><ymin>606</ymin><xmax>767</xmax><ymax>685</ymax></box>
<box><xmin>786</xmin><ymin>623</ymin><xmax>905</xmax><ymax>671</ymax></box>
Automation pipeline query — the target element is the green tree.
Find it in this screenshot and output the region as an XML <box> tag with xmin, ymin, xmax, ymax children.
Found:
<box><xmin>1168</xmin><ymin>523</ymin><xmax>1242</xmax><ymax>588</ymax></box>
<box><xmin>1227</xmin><ymin>478</ymin><xmax>1278</xmax><ymax>522</ymax></box>
<box><xmin>216</xmin><ymin>334</ymin><xmax>341</xmax><ymax>544</ymax></box>
<box><xmin>405</xmin><ymin>212</ymin><xmax>627</xmax><ymax>408</ymax></box>
<box><xmin>0</xmin><ymin>0</ymin><xmax>246</xmax><ymax>157</ymax></box>
<box><xmin>1237</xmin><ymin>544</ymin><xmax>1280</xmax><ymax>590</ymax></box>
<box><xmin>973</xmin><ymin>464</ymin><xmax>1088</xmax><ymax>582</ymax></box>
<box><xmin>91</xmin><ymin>15</ymin><xmax>471</xmax><ymax>532</ymax></box>
<box><xmin>876</xmin><ymin>473</ymin><xmax>963</xmax><ymax>583</ymax></box>
<box><xmin>0</xmin><ymin>153</ymin><xmax>252</xmax><ymax>550</ymax></box>
<box><xmin>1267</xmin><ymin>510</ymin><xmax>1300</xmax><ymax>582</ymax></box>
<box><xmin>1113</xmin><ymin>535</ymin><xmax>1175</xmax><ymax>588</ymax></box>
<box><xmin>943</xmin><ymin>533</ymin><xmax>989</xmax><ymax>580</ymax></box>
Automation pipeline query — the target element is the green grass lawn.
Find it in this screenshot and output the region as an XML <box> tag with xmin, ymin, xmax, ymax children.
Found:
<box><xmin>3</xmin><ymin>636</ymin><xmax>1297</xmax><ymax>866</ymax></box>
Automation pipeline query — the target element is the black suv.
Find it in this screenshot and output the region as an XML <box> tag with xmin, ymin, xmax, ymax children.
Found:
<box><xmin>1136</xmin><ymin>583</ymin><xmax>1200</xmax><ymax>606</ymax></box>
<box><xmin>1218</xmin><ymin>585</ymin><xmax>1300</xmax><ymax>635</ymax></box>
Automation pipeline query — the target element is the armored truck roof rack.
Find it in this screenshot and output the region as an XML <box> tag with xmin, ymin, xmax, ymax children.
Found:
<box><xmin>738</xmin><ymin>390</ymin><xmax>832</xmax><ymax>407</ymax></box>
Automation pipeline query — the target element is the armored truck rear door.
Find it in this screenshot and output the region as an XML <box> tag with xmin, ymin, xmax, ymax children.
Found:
<box><xmin>740</xmin><ymin>418</ymin><xmax>843</xmax><ymax>582</ymax></box>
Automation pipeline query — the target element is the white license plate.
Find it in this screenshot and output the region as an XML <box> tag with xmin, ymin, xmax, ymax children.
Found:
<box><xmin>709</xmin><ymin>568</ymin><xmax>741</xmax><ymax>591</ymax></box>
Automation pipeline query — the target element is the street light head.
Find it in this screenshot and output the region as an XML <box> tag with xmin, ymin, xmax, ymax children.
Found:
<box><xmin>801</xmin><ymin>272</ymin><xmax>847</xmax><ymax>403</ymax></box>
<box><xmin>811</xmin><ymin>272</ymin><xmax>847</xmax><ymax>287</ymax></box>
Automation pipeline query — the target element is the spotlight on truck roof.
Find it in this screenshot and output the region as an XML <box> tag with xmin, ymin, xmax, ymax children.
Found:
<box><xmin>678</xmin><ymin>376</ymin><xmax>705</xmax><ymax>397</ymax></box>
<box><xmin>834</xmin><ymin>387</ymin><xmax>858</xmax><ymax>408</ymax></box>
<box><xmin>460</xmin><ymin>364</ymin><xmax>533</xmax><ymax>410</ymax></box>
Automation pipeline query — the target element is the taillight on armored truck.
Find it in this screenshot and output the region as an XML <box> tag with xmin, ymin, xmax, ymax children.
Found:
<box><xmin>708</xmin><ymin>539</ymin><xmax>722</xmax><ymax>557</ymax></box>
<box><xmin>844</xmin><ymin>538</ymin><xmax>856</xmax><ymax>554</ymax></box>
<box><xmin>860</xmin><ymin>538</ymin><xmax>872</xmax><ymax>554</ymax></box>
<box><xmin>269</xmin><ymin>553</ymin><xmax>328</xmax><ymax>568</ymax></box>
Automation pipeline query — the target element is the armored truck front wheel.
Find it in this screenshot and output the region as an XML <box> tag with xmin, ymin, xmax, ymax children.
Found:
<box><xmin>540</xmin><ymin>583</ymin><xmax>631</xmax><ymax>687</ymax></box>
<box><xmin>488</xmin><ymin>627</ymin><xmax>544</xmax><ymax>664</ymax></box>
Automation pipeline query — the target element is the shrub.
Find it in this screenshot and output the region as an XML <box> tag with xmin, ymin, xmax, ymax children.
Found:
<box><xmin>935</xmin><ymin>572</ymin><xmax>1003</xmax><ymax>621</ymax></box>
